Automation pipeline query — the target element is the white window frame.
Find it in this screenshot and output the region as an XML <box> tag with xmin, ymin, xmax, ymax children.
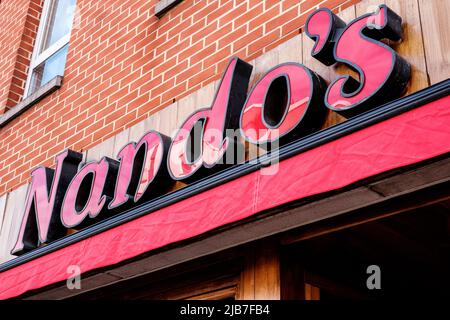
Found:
<box><xmin>24</xmin><ymin>0</ymin><xmax>73</xmax><ymax>97</ymax></box>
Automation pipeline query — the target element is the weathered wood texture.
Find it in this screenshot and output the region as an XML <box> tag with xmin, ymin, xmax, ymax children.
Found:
<box><xmin>418</xmin><ymin>0</ymin><xmax>450</xmax><ymax>85</ymax></box>
<box><xmin>239</xmin><ymin>240</ymin><xmax>281</xmax><ymax>300</ymax></box>
<box><xmin>0</xmin><ymin>184</ymin><xmax>28</xmax><ymax>263</ymax></box>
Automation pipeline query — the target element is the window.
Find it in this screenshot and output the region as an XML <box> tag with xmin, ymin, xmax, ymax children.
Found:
<box><xmin>24</xmin><ymin>0</ymin><xmax>77</xmax><ymax>96</ymax></box>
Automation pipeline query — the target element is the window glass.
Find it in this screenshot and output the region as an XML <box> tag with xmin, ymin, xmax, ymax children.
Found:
<box><xmin>30</xmin><ymin>45</ymin><xmax>68</xmax><ymax>93</ymax></box>
<box><xmin>41</xmin><ymin>0</ymin><xmax>77</xmax><ymax>53</ymax></box>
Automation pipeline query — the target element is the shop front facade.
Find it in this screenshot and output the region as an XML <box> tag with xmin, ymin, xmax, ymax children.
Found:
<box><xmin>0</xmin><ymin>0</ymin><xmax>449</xmax><ymax>300</ymax></box>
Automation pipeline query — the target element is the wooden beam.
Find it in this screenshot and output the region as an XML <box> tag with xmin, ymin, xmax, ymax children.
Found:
<box><xmin>239</xmin><ymin>240</ymin><xmax>281</xmax><ymax>300</ymax></box>
<box><xmin>282</xmin><ymin>180</ymin><xmax>450</xmax><ymax>245</ymax></box>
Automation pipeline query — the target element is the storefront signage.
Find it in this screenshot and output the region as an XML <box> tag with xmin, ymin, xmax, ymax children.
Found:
<box><xmin>12</xmin><ymin>5</ymin><xmax>410</xmax><ymax>256</ymax></box>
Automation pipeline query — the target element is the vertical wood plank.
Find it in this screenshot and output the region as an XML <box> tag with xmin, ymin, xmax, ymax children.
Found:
<box><xmin>176</xmin><ymin>91</ymin><xmax>198</xmax><ymax>129</ymax></box>
<box><xmin>247</xmin><ymin>58</ymin><xmax>257</xmax><ymax>89</ymax></box>
<box><xmin>6</xmin><ymin>184</ymin><xmax>28</xmax><ymax>250</ymax></box>
<box><xmin>253</xmin><ymin>49</ymin><xmax>280</xmax><ymax>85</ymax></box>
<box><xmin>0</xmin><ymin>184</ymin><xmax>28</xmax><ymax>263</ymax></box>
<box><xmin>239</xmin><ymin>241</ymin><xmax>281</xmax><ymax>300</ymax></box>
<box><xmin>158</xmin><ymin>102</ymin><xmax>178</xmax><ymax>138</ymax></box>
<box><xmin>128</xmin><ymin>113</ymin><xmax>160</xmax><ymax>142</ymax></box>
<box><xmin>304</xmin><ymin>283</ymin><xmax>321</xmax><ymax>300</ymax></box>
<box><xmin>385</xmin><ymin>0</ymin><xmax>429</xmax><ymax>94</ymax></box>
<box><xmin>418</xmin><ymin>0</ymin><xmax>450</xmax><ymax>84</ymax></box>
<box><xmin>0</xmin><ymin>190</ymin><xmax>16</xmax><ymax>262</ymax></box>
<box><xmin>253</xmin><ymin>240</ymin><xmax>281</xmax><ymax>300</ymax></box>
<box><xmin>302</xmin><ymin>33</ymin><xmax>332</xmax><ymax>83</ymax></box>
<box><xmin>278</xmin><ymin>35</ymin><xmax>303</xmax><ymax>64</ymax></box>
<box><xmin>0</xmin><ymin>194</ymin><xmax>7</xmax><ymax>251</ymax></box>
<box><xmin>85</xmin><ymin>136</ymin><xmax>115</xmax><ymax>162</ymax></box>
<box><xmin>239</xmin><ymin>246</ymin><xmax>256</xmax><ymax>300</ymax></box>
<box><xmin>355</xmin><ymin>0</ymin><xmax>385</xmax><ymax>16</ymax></box>
<box><xmin>280</xmin><ymin>249</ymin><xmax>306</xmax><ymax>300</ymax></box>
<box><xmin>195</xmin><ymin>82</ymin><xmax>216</xmax><ymax>109</ymax></box>
<box><xmin>113</xmin><ymin>128</ymin><xmax>130</xmax><ymax>156</ymax></box>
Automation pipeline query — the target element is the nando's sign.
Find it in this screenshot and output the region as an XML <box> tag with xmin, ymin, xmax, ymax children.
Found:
<box><xmin>12</xmin><ymin>5</ymin><xmax>411</xmax><ymax>256</ymax></box>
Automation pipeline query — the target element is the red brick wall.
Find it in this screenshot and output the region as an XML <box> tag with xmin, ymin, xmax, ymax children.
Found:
<box><xmin>0</xmin><ymin>0</ymin><xmax>43</xmax><ymax>113</ymax></box>
<box><xmin>0</xmin><ymin>0</ymin><xmax>360</xmax><ymax>196</ymax></box>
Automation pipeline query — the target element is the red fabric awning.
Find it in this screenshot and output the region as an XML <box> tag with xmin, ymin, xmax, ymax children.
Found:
<box><xmin>0</xmin><ymin>95</ymin><xmax>449</xmax><ymax>299</ymax></box>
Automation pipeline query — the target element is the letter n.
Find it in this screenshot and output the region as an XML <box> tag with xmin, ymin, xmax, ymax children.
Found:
<box><xmin>11</xmin><ymin>150</ymin><xmax>83</xmax><ymax>256</ymax></box>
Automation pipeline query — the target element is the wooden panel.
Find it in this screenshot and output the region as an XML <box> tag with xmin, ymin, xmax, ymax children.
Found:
<box><xmin>25</xmin><ymin>273</ymin><xmax>124</xmax><ymax>300</ymax></box>
<box><xmin>0</xmin><ymin>194</ymin><xmax>7</xmax><ymax>249</ymax></box>
<box><xmin>246</xmin><ymin>58</ymin><xmax>257</xmax><ymax>89</ymax></box>
<box><xmin>176</xmin><ymin>81</ymin><xmax>217</xmax><ymax>131</ymax></box>
<box><xmin>278</xmin><ymin>35</ymin><xmax>302</xmax><ymax>64</ymax></box>
<box><xmin>85</xmin><ymin>136</ymin><xmax>115</xmax><ymax>162</ymax></box>
<box><xmin>112</xmin><ymin>128</ymin><xmax>130</xmax><ymax>155</ymax></box>
<box><xmin>254</xmin><ymin>240</ymin><xmax>281</xmax><ymax>300</ymax></box>
<box><xmin>239</xmin><ymin>241</ymin><xmax>281</xmax><ymax>300</ymax></box>
<box><xmin>280</xmin><ymin>250</ymin><xmax>306</xmax><ymax>300</ymax></box>
<box><xmin>385</xmin><ymin>0</ymin><xmax>429</xmax><ymax>93</ymax></box>
<box><xmin>355</xmin><ymin>0</ymin><xmax>385</xmax><ymax>16</ymax></box>
<box><xmin>116</xmin><ymin>259</ymin><xmax>240</xmax><ymax>300</ymax></box>
<box><xmin>368</xmin><ymin>157</ymin><xmax>450</xmax><ymax>197</ymax></box>
<box><xmin>176</xmin><ymin>90</ymin><xmax>198</xmax><ymax>129</ymax></box>
<box><xmin>195</xmin><ymin>81</ymin><xmax>216</xmax><ymax>109</ymax></box>
<box><xmin>187</xmin><ymin>286</ymin><xmax>237</xmax><ymax>300</ymax></box>
<box><xmin>66</xmin><ymin>247</ymin><xmax>244</xmax><ymax>300</ymax></box>
<box><xmin>254</xmin><ymin>242</ymin><xmax>280</xmax><ymax>300</ymax></box>
<box><xmin>128</xmin><ymin>113</ymin><xmax>160</xmax><ymax>142</ymax></box>
<box><xmin>251</xmin><ymin>49</ymin><xmax>279</xmax><ymax>100</ymax></box>
<box><xmin>304</xmin><ymin>273</ymin><xmax>368</xmax><ymax>300</ymax></box>
<box><xmin>419</xmin><ymin>0</ymin><xmax>450</xmax><ymax>84</ymax></box>
<box><xmin>254</xmin><ymin>49</ymin><xmax>279</xmax><ymax>79</ymax></box>
<box><xmin>0</xmin><ymin>184</ymin><xmax>28</xmax><ymax>263</ymax></box>
<box><xmin>5</xmin><ymin>184</ymin><xmax>28</xmax><ymax>251</ymax></box>
<box><xmin>304</xmin><ymin>283</ymin><xmax>321</xmax><ymax>300</ymax></box>
<box><xmin>158</xmin><ymin>101</ymin><xmax>178</xmax><ymax>138</ymax></box>
<box><xmin>239</xmin><ymin>247</ymin><xmax>256</xmax><ymax>300</ymax></box>
<box><xmin>166</xmin><ymin>276</ymin><xmax>239</xmax><ymax>300</ymax></box>
<box><xmin>302</xmin><ymin>33</ymin><xmax>332</xmax><ymax>83</ymax></box>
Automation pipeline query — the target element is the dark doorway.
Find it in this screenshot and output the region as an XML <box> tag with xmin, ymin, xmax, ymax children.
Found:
<box><xmin>282</xmin><ymin>200</ymin><xmax>450</xmax><ymax>300</ymax></box>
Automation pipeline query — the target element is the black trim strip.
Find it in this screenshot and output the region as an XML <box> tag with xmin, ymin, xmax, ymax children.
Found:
<box><xmin>0</xmin><ymin>79</ymin><xmax>449</xmax><ymax>273</ymax></box>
